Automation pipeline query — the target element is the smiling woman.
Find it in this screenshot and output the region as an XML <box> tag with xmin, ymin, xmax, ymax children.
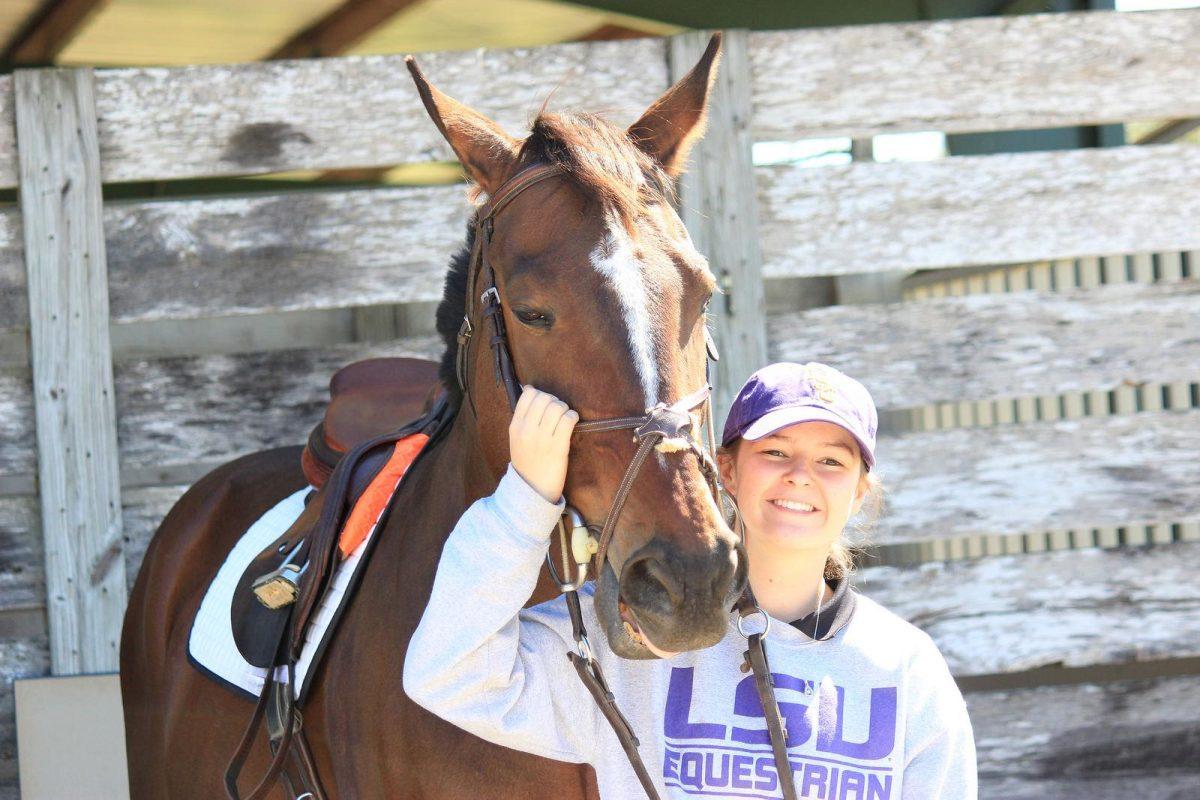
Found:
<box><xmin>718</xmin><ymin>362</ymin><xmax>884</xmax><ymax>610</ymax></box>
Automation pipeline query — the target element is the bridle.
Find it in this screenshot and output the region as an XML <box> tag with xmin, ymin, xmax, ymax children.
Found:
<box><xmin>455</xmin><ymin>163</ymin><xmax>722</xmax><ymax>583</ymax></box>
<box><xmin>458</xmin><ymin>164</ymin><xmax>802</xmax><ymax>800</ymax></box>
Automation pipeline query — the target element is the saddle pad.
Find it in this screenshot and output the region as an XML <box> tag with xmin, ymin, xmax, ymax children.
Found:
<box><xmin>188</xmin><ymin>488</ymin><xmax>381</xmax><ymax>700</ymax></box>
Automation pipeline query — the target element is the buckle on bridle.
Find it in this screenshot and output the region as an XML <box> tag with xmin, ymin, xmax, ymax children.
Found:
<box><xmin>457</xmin><ymin>315</ymin><xmax>473</xmax><ymax>345</ymax></box>
<box><xmin>480</xmin><ymin>286</ymin><xmax>500</xmax><ymax>307</ymax></box>
<box><xmin>546</xmin><ymin>508</ymin><xmax>598</xmax><ymax>592</ymax></box>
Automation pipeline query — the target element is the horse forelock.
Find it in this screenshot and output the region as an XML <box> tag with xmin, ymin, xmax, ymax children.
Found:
<box><xmin>520</xmin><ymin>111</ymin><xmax>674</xmax><ymax>231</ymax></box>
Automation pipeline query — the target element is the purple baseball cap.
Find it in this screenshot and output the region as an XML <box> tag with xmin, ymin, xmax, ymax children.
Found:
<box><xmin>722</xmin><ymin>362</ymin><xmax>878</xmax><ymax>469</ymax></box>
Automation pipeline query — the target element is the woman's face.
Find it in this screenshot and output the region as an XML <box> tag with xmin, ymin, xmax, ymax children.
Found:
<box><xmin>719</xmin><ymin>421</ymin><xmax>867</xmax><ymax>557</ymax></box>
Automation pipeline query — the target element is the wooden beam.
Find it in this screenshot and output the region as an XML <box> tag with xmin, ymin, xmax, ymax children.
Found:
<box><xmin>15</xmin><ymin>67</ymin><xmax>125</xmax><ymax>674</ymax></box>
<box><xmin>270</xmin><ymin>0</ymin><xmax>423</xmax><ymax>185</ymax></box>
<box><xmin>78</xmin><ymin>42</ymin><xmax>667</xmax><ymax>183</ymax></box>
<box><xmin>750</xmin><ymin>9</ymin><xmax>1200</xmax><ymax>140</ymax></box>
<box><xmin>758</xmin><ymin>143</ymin><xmax>1200</xmax><ymax>278</ymax></box>
<box><xmin>1</xmin><ymin>0</ymin><xmax>108</xmax><ymax>66</ymax></box>
<box><xmin>967</xmin><ymin>673</ymin><xmax>1200</xmax><ymax>797</ymax></box>
<box><xmin>859</xmin><ymin>542</ymin><xmax>1200</xmax><ymax>676</ymax></box>
<box><xmin>769</xmin><ymin>280</ymin><xmax>1200</xmax><ymax>412</ymax></box>
<box><xmin>267</xmin><ymin>0</ymin><xmax>424</xmax><ymax>60</ymax></box>
<box><xmin>670</xmin><ymin>30</ymin><xmax>768</xmax><ymax>423</ymax></box>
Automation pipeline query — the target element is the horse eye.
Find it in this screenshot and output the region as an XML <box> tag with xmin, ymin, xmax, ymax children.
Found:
<box><xmin>515</xmin><ymin>308</ymin><xmax>553</xmax><ymax>328</ymax></box>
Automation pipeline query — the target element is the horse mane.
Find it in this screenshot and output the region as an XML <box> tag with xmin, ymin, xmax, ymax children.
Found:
<box><xmin>434</xmin><ymin>110</ymin><xmax>674</xmax><ymax>410</ymax></box>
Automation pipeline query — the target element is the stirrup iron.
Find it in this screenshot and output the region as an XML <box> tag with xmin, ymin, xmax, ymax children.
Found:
<box><xmin>252</xmin><ymin>542</ymin><xmax>308</xmax><ymax>610</ymax></box>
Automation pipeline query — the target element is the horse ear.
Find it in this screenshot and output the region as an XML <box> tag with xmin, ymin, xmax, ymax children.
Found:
<box><xmin>405</xmin><ymin>56</ymin><xmax>521</xmax><ymax>196</ymax></box>
<box><xmin>628</xmin><ymin>32</ymin><xmax>722</xmax><ymax>177</ymax></box>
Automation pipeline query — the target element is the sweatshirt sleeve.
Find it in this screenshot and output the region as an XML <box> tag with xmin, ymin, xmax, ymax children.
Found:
<box><xmin>901</xmin><ymin>635</ymin><xmax>978</xmax><ymax>800</ymax></box>
<box><xmin>403</xmin><ymin>465</ymin><xmax>598</xmax><ymax>764</ymax></box>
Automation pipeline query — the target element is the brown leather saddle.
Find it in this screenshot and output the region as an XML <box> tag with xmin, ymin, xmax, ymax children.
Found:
<box><xmin>230</xmin><ymin>356</ymin><xmax>443</xmax><ymax>670</ymax></box>
<box><xmin>300</xmin><ymin>357</ymin><xmax>442</xmax><ymax>490</ymax></box>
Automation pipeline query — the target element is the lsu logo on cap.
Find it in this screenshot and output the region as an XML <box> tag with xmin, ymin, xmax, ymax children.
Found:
<box><xmin>804</xmin><ymin>364</ymin><xmax>839</xmax><ymax>404</ymax></box>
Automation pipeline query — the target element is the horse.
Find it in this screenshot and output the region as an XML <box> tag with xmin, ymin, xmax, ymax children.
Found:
<box><xmin>120</xmin><ymin>34</ymin><xmax>744</xmax><ymax>798</ymax></box>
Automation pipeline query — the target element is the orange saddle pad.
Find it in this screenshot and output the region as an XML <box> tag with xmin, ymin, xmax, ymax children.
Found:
<box><xmin>337</xmin><ymin>432</ymin><xmax>429</xmax><ymax>559</ymax></box>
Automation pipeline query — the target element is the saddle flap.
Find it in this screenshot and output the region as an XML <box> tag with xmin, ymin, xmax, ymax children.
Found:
<box><xmin>230</xmin><ymin>440</ymin><xmax>398</xmax><ymax>669</ymax></box>
<box><xmin>231</xmin><ymin>493</ymin><xmax>322</xmax><ymax>668</ymax></box>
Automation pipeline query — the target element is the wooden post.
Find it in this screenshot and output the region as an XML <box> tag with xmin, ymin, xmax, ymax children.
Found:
<box><xmin>670</xmin><ymin>30</ymin><xmax>767</xmax><ymax>423</ymax></box>
<box><xmin>15</xmin><ymin>68</ymin><xmax>125</xmax><ymax>674</ymax></box>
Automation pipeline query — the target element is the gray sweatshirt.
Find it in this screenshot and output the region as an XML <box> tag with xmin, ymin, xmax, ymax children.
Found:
<box><xmin>405</xmin><ymin>466</ymin><xmax>978</xmax><ymax>800</ymax></box>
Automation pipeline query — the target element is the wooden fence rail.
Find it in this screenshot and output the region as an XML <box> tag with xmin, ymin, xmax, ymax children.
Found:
<box><xmin>1</xmin><ymin>7</ymin><xmax>1199</xmax><ymax>797</ymax></box>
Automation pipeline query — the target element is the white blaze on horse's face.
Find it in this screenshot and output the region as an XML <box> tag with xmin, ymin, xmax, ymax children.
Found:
<box><xmin>589</xmin><ymin>218</ymin><xmax>659</xmax><ymax>410</ymax></box>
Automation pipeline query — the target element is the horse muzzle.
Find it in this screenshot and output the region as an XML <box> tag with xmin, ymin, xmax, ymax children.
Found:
<box><xmin>594</xmin><ymin>535</ymin><xmax>747</xmax><ymax>660</ymax></box>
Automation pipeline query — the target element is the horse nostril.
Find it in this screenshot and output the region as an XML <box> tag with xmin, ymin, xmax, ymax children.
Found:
<box><xmin>622</xmin><ymin>554</ymin><xmax>680</xmax><ymax>613</ymax></box>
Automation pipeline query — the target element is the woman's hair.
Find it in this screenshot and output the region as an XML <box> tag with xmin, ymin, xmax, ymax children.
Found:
<box><xmin>717</xmin><ymin>440</ymin><xmax>884</xmax><ymax>581</ymax></box>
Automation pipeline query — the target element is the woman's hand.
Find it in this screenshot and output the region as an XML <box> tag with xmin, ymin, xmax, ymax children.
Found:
<box><xmin>509</xmin><ymin>386</ymin><xmax>579</xmax><ymax>504</ymax></box>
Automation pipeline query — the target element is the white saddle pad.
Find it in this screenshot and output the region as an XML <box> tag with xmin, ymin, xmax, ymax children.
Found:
<box><xmin>187</xmin><ymin>486</ymin><xmax>379</xmax><ymax>699</ymax></box>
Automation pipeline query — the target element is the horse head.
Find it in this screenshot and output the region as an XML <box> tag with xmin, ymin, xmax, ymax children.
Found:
<box><xmin>408</xmin><ymin>34</ymin><xmax>747</xmax><ymax>659</ymax></box>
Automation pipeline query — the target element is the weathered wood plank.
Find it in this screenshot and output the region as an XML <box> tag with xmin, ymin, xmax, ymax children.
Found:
<box><xmin>92</xmin><ymin>40</ymin><xmax>668</xmax><ymax>183</ymax></box>
<box><xmin>875</xmin><ymin>411</ymin><xmax>1200</xmax><ymax>544</ymax></box>
<box><xmin>856</xmin><ymin>543</ymin><xmax>1200</xmax><ymax>676</ymax></box>
<box><xmin>758</xmin><ymin>143</ymin><xmax>1200</xmax><ymax>277</ymax></box>
<box><xmin>968</xmin><ymin>675</ymin><xmax>1200</xmax><ymax>799</ymax></box>
<box><xmin>4</xmin><ymin>333</ymin><xmax>445</xmax><ymax>489</ymax></box>
<box><xmin>0</xmin><ymin>496</ymin><xmax>41</xmax><ymax>612</ymax></box>
<box><xmin>0</xmin><ymin>76</ymin><xmax>14</xmax><ymax>190</ymax></box>
<box><xmin>670</xmin><ymin>30</ymin><xmax>767</xmax><ymax>424</ymax></box>
<box><xmin>104</xmin><ymin>185</ymin><xmax>470</xmax><ymax>323</ymax></box>
<box><xmin>114</xmin><ymin>337</ymin><xmax>442</xmax><ymax>473</ymax></box>
<box><xmin>0</xmin><ymin>208</ymin><xmax>25</xmax><ymax>335</ymax></box>
<box><xmin>768</xmin><ymin>281</ymin><xmax>1200</xmax><ymax>411</ymax></box>
<box><xmin>750</xmin><ymin>9</ymin><xmax>1200</xmax><ymax>139</ymax></box>
<box><xmin>0</xmin><ymin>367</ymin><xmax>34</xmax><ymax>478</ymax></box>
<box><xmin>0</xmin><ymin>485</ymin><xmax>189</xmax><ymax>622</ymax></box>
<box><xmin>16</xmin><ymin>68</ymin><xmax>125</xmax><ymax>675</ymax></box>
<box><xmin>108</xmin><ymin>347</ymin><xmax>1200</xmax><ymax>547</ymax></box>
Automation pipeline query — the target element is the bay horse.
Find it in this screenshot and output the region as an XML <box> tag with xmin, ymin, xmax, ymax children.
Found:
<box><xmin>121</xmin><ymin>35</ymin><xmax>743</xmax><ymax>798</ymax></box>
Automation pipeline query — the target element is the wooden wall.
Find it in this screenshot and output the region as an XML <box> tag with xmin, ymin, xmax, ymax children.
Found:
<box><xmin>1</xmin><ymin>8</ymin><xmax>1198</xmax><ymax>797</ymax></box>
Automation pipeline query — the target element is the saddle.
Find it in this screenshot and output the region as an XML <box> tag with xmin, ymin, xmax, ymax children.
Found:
<box><xmin>300</xmin><ymin>357</ymin><xmax>442</xmax><ymax>490</ymax></box>
<box><xmin>230</xmin><ymin>357</ymin><xmax>444</xmax><ymax>668</ymax></box>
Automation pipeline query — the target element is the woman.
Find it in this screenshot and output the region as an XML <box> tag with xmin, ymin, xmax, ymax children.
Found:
<box><xmin>405</xmin><ymin>362</ymin><xmax>977</xmax><ymax>799</ymax></box>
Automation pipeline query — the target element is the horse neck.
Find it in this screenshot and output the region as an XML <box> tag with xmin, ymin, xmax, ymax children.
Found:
<box><xmin>403</xmin><ymin>397</ymin><xmax>564</xmax><ymax>608</ymax></box>
<box><xmin>445</xmin><ymin>395</ymin><xmax>506</xmax><ymax>502</ymax></box>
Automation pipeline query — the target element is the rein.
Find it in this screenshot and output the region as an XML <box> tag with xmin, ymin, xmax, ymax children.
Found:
<box><xmin>459</xmin><ymin>164</ymin><xmax>800</xmax><ymax>799</ymax></box>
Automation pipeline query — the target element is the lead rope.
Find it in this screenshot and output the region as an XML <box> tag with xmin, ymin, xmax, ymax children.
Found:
<box><xmin>727</xmin><ymin>495</ymin><xmax>807</xmax><ymax>800</ymax></box>
<box><xmin>736</xmin><ymin>593</ymin><xmax>800</xmax><ymax>800</ymax></box>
